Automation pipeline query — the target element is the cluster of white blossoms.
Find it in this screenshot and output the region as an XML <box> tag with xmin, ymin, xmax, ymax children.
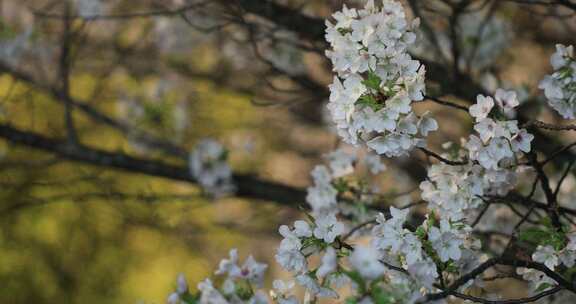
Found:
<box><xmin>372</xmin><ymin>208</ymin><xmax>482</xmax><ymax>291</ymax></box>
<box><xmin>161</xmin><ymin>1</ymin><xmax>576</xmax><ymax>304</ymax></box>
<box><xmin>168</xmin><ymin>249</ymin><xmax>268</xmax><ymax>304</ymax></box>
<box><xmin>274</xmin><ymin>219</ymin><xmax>343</xmax><ymax>300</ymax></box>
<box><xmin>517</xmin><ymin>231</ymin><xmax>576</xmax><ymax>294</ymax></box>
<box><xmin>325</xmin><ymin>0</ymin><xmax>437</xmax><ymax>157</ymax></box>
<box><xmin>420</xmin><ymin>89</ymin><xmax>533</xmax><ymax>221</ymax></box>
<box><xmin>306</xmin><ymin>148</ymin><xmax>385</xmax><ymax>216</ymax></box>
<box><xmin>466</xmin><ymin>89</ymin><xmax>533</xmax><ymax>170</ymax></box>
<box><xmin>539</xmin><ymin>44</ymin><xmax>576</xmax><ymax>119</ymax></box>
<box><xmin>188</xmin><ymin>139</ymin><xmax>235</xmax><ymax>197</ymax></box>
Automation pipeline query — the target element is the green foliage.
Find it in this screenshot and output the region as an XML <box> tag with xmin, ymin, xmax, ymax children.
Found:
<box><xmin>345</xmin><ymin>298</ymin><xmax>359</xmax><ymax>304</ymax></box>
<box><xmin>362</xmin><ymin>71</ymin><xmax>382</xmax><ymax>91</ymax></box>
<box><xmin>371</xmin><ymin>285</ymin><xmax>394</xmax><ymax>304</ymax></box>
<box><xmin>534</xmin><ymin>282</ymin><xmax>553</xmax><ymax>293</ymax></box>
<box><xmin>234</xmin><ymin>280</ymin><xmax>254</xmax><ymax>301</ymax></box>
<box><xmin>519</xmin><ymin>226</ymin><xmax>566</xmax><ymax>251</ymax></box>
<box><xmin>345</xmin><ymin>270</ymin><xmax>367</xmax><ymax>294</ymax></box>
<box><xmin>181</xmin><ymin>293</ymin><xmax>199</xmax><ymax>304</ymax></box>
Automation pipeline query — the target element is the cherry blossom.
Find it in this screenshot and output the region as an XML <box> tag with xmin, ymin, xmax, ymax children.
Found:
<box><xmin>189</xmin><ymin>139</ymin><xmax>235</xmax><ymax>197</ymax></box>
<box><xmin>539</xmin><ymin>44</ymin><xmax>576</xmax><ymax>119</ymax></box>
<box><xmin>325</xmin><ymin>0</ymin><xmax>436</xmax><ymax>157</ymax></box>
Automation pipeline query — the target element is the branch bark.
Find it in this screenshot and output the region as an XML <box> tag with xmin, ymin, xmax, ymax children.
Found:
<box><xmin>0</xmin><ymin>123</ymin><xmax>306</xmax><ymax>206</ymax></box>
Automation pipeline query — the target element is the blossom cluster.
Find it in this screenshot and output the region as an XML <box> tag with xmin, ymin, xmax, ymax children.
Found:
<box><xmin>188</xmin><ymin>139</ymin><xmax>235</xmax><ymax>197</ymax></box>
<box><xmin>466</xmin><ymin>89</ymin><xmax>533</xmax><ymax>170</ymax></box>
<box><xmin>420</xmin><ymin>89</ymin><xmax>533</xmax><ymax>221</ymax></box>
<box><xmin>325</xmin><ymin>0</ymin><xmax>437</xmax><ymax>157</ymax></box>
<box><xmin>307</xmin><ymin>148</ymin><xmax>385</xmax><ymax>216</ymax></box>
<box><xmin>168</xmin><ymin>249</ymin><xmax>268</xmax><ymax>304</ymax></box>
<box><xmin>539</xmin><ymin>44</ymin><xmax>576</xmax><ymax>119</ymax></box>
<box><xmin>162</xmin><ymin>1</ymin><xmax>576</xmax><ymax>303</ymax></box>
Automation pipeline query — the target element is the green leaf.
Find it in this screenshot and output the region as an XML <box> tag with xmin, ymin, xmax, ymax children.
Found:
<box><xmin>415</xmin><ymin>226</ymin><xmax>426</xmax><ymax>239</ymax></box>
<box><xmin>534</xmin><ymin>282</ymin><xmax>552</xmax><ymax>293</ymax></box>
<box><xmin>356</xmin><ymin>94</ymin><xmax>383</xmax><ymax>111</ymax></box>
<box><xmin>362</xmin><ymin>71</ymin><xmax>382</xmax><ymax>91</ymax></box>
<box><xmin>345</xmin><ymin>297</ymin><xmax>359</xmax><ymax>304</ymax></box>
<box><xmin>371</xmin><ymin>286</ymin><xmax>394</xmax><ymax>304</ymax></box>
<box><xmin>344</xmin><ymin>270</ymin><xmax>366</xmax><ymax>294</ymax></box>
<box><xmin>181</xmin><ymin>293</ymin><xmax>199</xmax><ymax>304</ymax></box>
<box><xmin>519</xmin><ymin>227</ymin><xmax>549</xmax><ymax>244</ymax></box>
<box><xmin>519</xmin><ymin>227</ymin><xmax>566</xmax><ymax>250</ymax></box>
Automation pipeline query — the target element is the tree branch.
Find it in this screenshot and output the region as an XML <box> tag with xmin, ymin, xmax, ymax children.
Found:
<box><xmin>0</xmin><ymin>123</ymin><xmax>306</xmax><ymax>206</ymax></box>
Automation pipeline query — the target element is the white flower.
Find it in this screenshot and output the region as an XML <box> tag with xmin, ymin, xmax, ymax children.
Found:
<box><xmin>364</xmin><ymin>153</ymin><xmax>386</xmax><ymax>174</ymax></box>
<box><xmin>333</xmin><ymin>5</ymin><xmax>358</xmax><ymax>29</ymax></box>
<box><xmin>311</xmin><ymin>165</ymin><xmax>332</xmax><ymax>186</ymax></box>
<box><xmin>551</xmin><ymin>44</ymin><xmax>574</xmax><ymax>70</ymax></box>
<box><xmin>511</xmin><ymin>129</ymin><xmax>534</xmax><ymax>153</ymax></box>
<box><xmin>167</xmin><ymin>292</ymin><xmax>181</xmax><ymax>304</ymax></box>
<box><xmin>418</xmin><ymin>112</ymin><xmax>438</xmax><ymax>136</ymax></box>
<box><xmin>317</xmin><ymin>247</ymin><xmax>338</xmax><ymax>278</ymax></box>
<box><xmin>275</xmin><ymin>248</ymin><xmax>307</xmax><ymax>274</ymax></box>
<box><xmin>372</xmin><ymin>209</ymin><xmax>410</xmax><ymax>253</ymax></box>
<box><xmin>517</xmin><ymin>268</ymin><xmax>556</xmax><ymax>293</ymax></box>
<box><xmin>215</xmin><ymin>249</ymin><xmax>239</xmax><ymax>276</ymax></box>
<box><xmin>559</xmin><ymin>249</ymin><xmax>576</xmax><ymax>268</ymax></box>
<box><xmin>215</xmin><ymin>249</ymin><xmax>268</xmax><ymax>287</ymax></box>
<box><xmin>469</xmin><ymin>95</ymin><xmax>494</xmax><ymax>121</ymax></box>
<box><xmin>198</xmin><ymin>279</ymin><xmax>229</xmax><ymax>304</ymax></box>
<box><xmin>176</xmin><ymin>273</ymin><xmax>188</xmax><ymax>295</ymax></box>
<box><xmin>532</xmin><ymin>245</ymin><xmax>559</xmax><ymax>270</ymax></box>
<box><xmin>325</xmin><ymin>0</ymin><xmax>432</xmax><ymax>156</ymax></box>
<box><xmin>313</xmin><ymin>213</ymin><xmax>345</xmax><ymax>243</ymax></box>
<box><xmin>407</xmin><ymin>258</ymin><xmax>438</xmax><ymax>289</ymax></box>
<box><xmin>428</xmin><ymin>220</ymin><xmax>463</xmax><ymax>262</ymax></box>
<box><xmin>276</xmin><ymin>225</ymin><xmax>308</xmax><ymax>273</ymax></box>
<box><xmin>306</xmin><ymin>184</ymin><xmax>338</xmax><ymax>212</ymax></box>
<box><xmin>326</xmin><ymin>148</ymin><xmax>356</xmax><ymax>178</ymax></box>
<box><xmin>189</xmin><ymin>139</ymin><xmax>235</xmax><ymax>197</ymax></box>
<box><xmin>293</xmin><ymin>220</ymin><xmax>313</xmax><ymax>238</ymax></box>
<box><xmin>307</xmin><ymin>165</ymin><xmax>338</xmax><ymax>213</ymax></box>
<box><xmin>350</xmin><ymin>244</ymin><xmax>386</xmax><ymax>280</ymax></box>
<box><xmin>495</xmin><ymin>89</ymin><xmax>519</xmax><ymax>110</ymax></box>
<box><xmin>402</xmin><ymin>233</ymin><xmax>424</xmax><ymax>266</ymax></box>
<box><xmin>539</xmin><ymin>44</ymin><xmax>576</xmax><ymax>119</ymax></box>
<box><xmin>474</xmin><ymin>118</ymin><xmax>499</xmax><ymax>143</ymax></box>
<box><xmin>296</xmin><ymin>274</ymin><xmax>338</xmax><ymax>298</ymax></box>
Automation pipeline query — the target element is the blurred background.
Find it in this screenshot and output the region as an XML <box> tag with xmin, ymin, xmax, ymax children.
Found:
<box><xmin>0</xmin><ymin>0</ymin><xmax>575</xmax><ymax>303</ymax></box>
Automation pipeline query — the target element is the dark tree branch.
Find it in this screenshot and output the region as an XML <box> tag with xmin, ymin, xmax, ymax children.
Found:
<box><xmin>418</xmin><ymin>147</ymin><xmax>468</xmax><ymax>166</ymax></box>
<box><xmin>0</xmin><ymin>62</ymin><xmax>188</xmax><ymax>158</ymax></box>
<box><xmin>421</xmin><ymin>257</ymin><xmax>576</xmax><ymax>303</ymax></box>
<box><xmin>523</xmin><ymin>120</ymin><xmax>576</xmax><ymax>131</ymax></box>
<box><xmin>0</xmin><ymin>123</ymin><xmax>306</xmax><ymax>207</ymax></box>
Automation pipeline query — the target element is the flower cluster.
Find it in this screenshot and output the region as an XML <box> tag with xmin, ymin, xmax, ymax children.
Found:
<box><xmin>188</xmin><ymin>139</ymin><xmax>235</xmax><ymax>197</ymax></box>
<box><xmin>466</xmin><ymin>89</ymin><xmax>533</xmax><ymax>170</ymax></box>
<box><xmin>160</xmin><ymin>1</ymin><xmax>576</xmax><ymax>303</ymax></box>
<box><xmin>274</xmin><ymin>218</ymin><xmax>344</xmax><ymax>299</ymax></box>
<box><xmin>168</xmin><ymin>249</ymin><xmax>268</xmax><ymax>304</ymax></box>
<box><xmin>419</xmin><ymin>89</ymin><xmax>534</xmax><ymax>221</ymax></box>
<box><xmin>306</xmin><ymin>148</ymin><xmax>385</xmax><ymax>217</ymax></box>
<box><xmin>539</xmin><ymin>44</ymin><xmax>576</xmax><ymax>119</ymax></box>
<box><xmin>325</xmin><ymin>0</ymin><xmax>437</xmax><ymax>157</ymax></box>
<box><xmin>518</xmin><ymin>229</ymin><xmax>576</xmax><ymax>294</ymax></box>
